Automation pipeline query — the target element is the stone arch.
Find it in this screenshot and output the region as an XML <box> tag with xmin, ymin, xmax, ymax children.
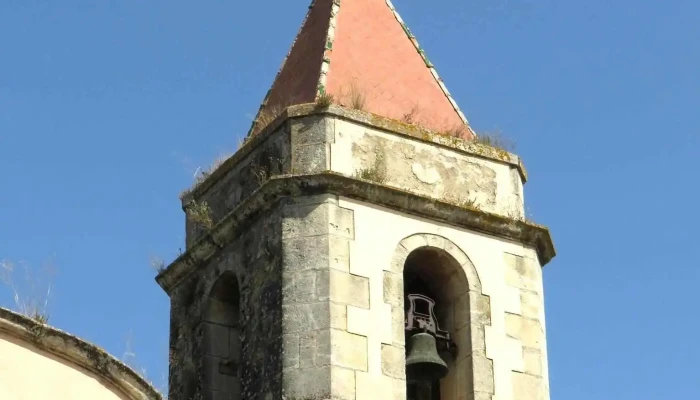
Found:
<box><xmin>201</xmin><ymin>271</ymin><xmax>242</xmax><ymax>400</ymax></box>
<box><xmin>391</xmin><ymin>233</ymin><xmax>494</xmax><ymax>400</ymax></box>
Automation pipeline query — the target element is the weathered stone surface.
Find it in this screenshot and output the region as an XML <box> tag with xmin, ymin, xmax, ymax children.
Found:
<box><xmin>202</xmin><ymin>322</ymin><xmax>230</xmax><ymax>357</ymax></box>
<box><xmin>466</xmin><ymin>353</ymin><xmax>496</xmax><ymax>394</ymax></box>
<box><xmin>329</xmin><ymin>270</ymin><xmax>370</xmax><ymax>309</ymax></box>
<box><xmin>282</xmin><ymin>235</ymin><xmax>332</xmax><ymax>273</ymax></box>
<box><xmin>329</xmin><ymin>236</ymin><xmax>351</xmax><ymax>272</ymax></box>
<box><xmin>505</xmin><ymin>313</ymin><xmax>544</xmax><ymax>350</ymax></box>
<box><xmin>330</xmin><ymin>302</ymin><xmax>347</xmax><ymax>330</ymax></box>
<box><xmin>282</xmin><ymin>334</ymin><xmax>299</xmax><ymax>368</ymax></box>
<box><xmin>282</xmin><ymin>303</ymin><xmax>330</xmax><ymax>334</ymax></box>
<box><xmin>504</xmin><ymin>253</ymin><xmax>541</xmax><ymax>292</ymax></box>
<box><xmin>350</xmin><ymin>131</ymin><xmax>500</xmax><ymax>213</ymax></box>
<box><xmin>283</xmin><ymin>270</ymin><xmax>317</xmax><ymax>304</ymax></box>
<box><xmin>299</xmin><ymin>330</ymin><xmax>331</xmax><ymax>368</ymax></box>
<box><xmin>293</xmin><ymin>143</ymin><xmax>329</xmax><ymax>174</ymax></box>
<box><xmin>290</xmin><ymin>115</ymin><xmax>335</xmax><ymax>146</ymax></box>
<box><xmin>162</xmin><ymin>108</ymin><xmax>554</xmax><ymax>400</ymax></box>
<box><xmin>330</xmin><ymin>329</ymin><xmax>368</xmax><ymax>371</ymax></box>
<box><xmin>512</xmin><ymin>371</ymin><xmax>545</xmax><ymax>400</ymax></box>
<box><xmin>330</xmin><ymin>366</ymin><xmax>356</xmax><ymax>400</ymax></box>
<box><xmin>391</xmin><ymin>304</ymin><xmax>406</xmax><ymax>346</ymax></box>
<box><xmin>184</xmin><ymin>124</ymin><xmax>291</xmax><ymax>248</ymax></box>
<box><xmin>523</xmin><ymin>347</ymin><xmax>543</xmax><ymax>377</ymax></box>
<box><xmin>520</xmin><ymin>289</ymin><xmax>541</xmax><ymax>320</ymax></box>
<box><xmin>392</xmin><ymin>378</ymin><xmax>407</xmax><ymax>400</ymax></box>
<box><xmin>382</xmin><ymin>271</ymin><xmax>403</xmax><ymax>306</ymax></box>
<box><xmin>282</xmin><ymin>366</ymin><xmax>330</xmax><ymax>399</ymax></box>
<box><xmin>282</xmin><ymin>203</ymin><xmax>354</xmax><ymax>240</ymax></box>
<box><xmin>381</xmin><ymin>344</ymin><xmax>406</xmax><ymax>379</ymax></box>
<box><xmin>454</xmin><ymin>292</ymin><xmax>491</xmax><ymax>329</ymax></box>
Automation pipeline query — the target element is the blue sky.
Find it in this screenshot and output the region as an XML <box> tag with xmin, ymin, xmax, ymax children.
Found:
<box><xmin>1</xmin><ymin>0</ymin><xmax>699</xmax><ymax>398</ymax></box>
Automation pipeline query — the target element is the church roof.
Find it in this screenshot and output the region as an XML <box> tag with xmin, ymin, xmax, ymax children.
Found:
<box><xmin>248</xmin><ymin>0</ymin><xmax>475</xmax><ymax>139</ymax></box>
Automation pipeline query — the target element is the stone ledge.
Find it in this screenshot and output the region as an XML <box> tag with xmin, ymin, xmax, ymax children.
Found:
<box><xmin>158</xmin><ymin>172</ymin><xmax>555</xmax><ymax>295</ymax></box>
<box><xmin>0</xmin><ymin>307</ymin><xmax>163</xmax><ymax>400</ymax></box>
<box><xmin>181</xmin><ymin>103</ymin><xmax>528</xmax><ymax>204</ymax></box>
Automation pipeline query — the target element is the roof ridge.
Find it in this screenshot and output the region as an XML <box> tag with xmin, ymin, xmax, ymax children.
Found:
<box><xmin>317</xmin><ymin>0</ymin><xmax>341</xmax><ymax>96</ymax></box>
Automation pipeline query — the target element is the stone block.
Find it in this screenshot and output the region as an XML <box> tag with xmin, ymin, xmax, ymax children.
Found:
<box><xmin>400</xmin><ymin>235</ymin><xmax>429</xmax><ymax>253</ymax></box>
<box><xmin>466</xmin><ymin>353</ymin><xmax>495</xmax><ymax>394</ymax></box>
<box><xmin>383</xmin><ymin>271</ymin><xmax>403</xmax><ymax>306</ymax></box>
<box><xmin>331</xmin><ymin>366</ymin><xmax>356</xmax><ymax>400</ymax></box>
<box><xmin>330</xmin><ymin>302</ymin><xmax>348</xmax><ymax>330</ymax></box>
<box><xmin>520</xmin><ymin>290</ymin><xmax>541</xmax><ymax>320</ymax></box>
<box><xmin>205</xmin><ymin>298</ymin><xmax>239</xmax><ymax>327</ymax></box>
<box><xmin>523</xmin><ymin>348</ymin><xmax>543</xmax><ymax>377</ymax></box>
<box><xmin>282</xmin><ymin>204</ymin><xmax>332</xmax><ymax>239</ymax></box>
<box><xmin>512</xmin><ymin>371</ymin><xmax>545</xmax><ymax>400</ymax></box>
<box><xmin>282</xmin><ymin>303</ymin><xmax>330</xmax><ymax>334</ymax></box>
<box><xmin>443</xmin><ymin>240</ymin><xmax>470</xmax><ymax>270</ymax></box>
<box><xmin>282</xmin><ymin>236</ymin><xmax>331</xmax><ymax>273</ymax></box>
<box><xmin>229</xmin><ymin>328</ymin><xmax>241</xmax><ymax>361</ymax></box>
<box><xmin>425</xmin><ymin>234</ymin><xmax>446</xmax><ymax>249</ymax></box>
<box><xmin>454</xmin><ymin>292</ymin><xmax>491</xmax><ymax>330</ymax></box>
<box><xmin>291</xmin><ymin>115</ymin><xmax>335</xmax><ymax>146</ymax></box>
<box><xmin>283</xmin><ymin>366</ymin><xmax>331</xmax><ymax>399</ymax></box>
<box><xmin>329</xmin><ymin>236</ymin><xmax>351</xmax><ymax>272</ymax></box>
<box><xmin>392</xmin><ymin>378</ymin><xmax>407</xmax><ymax>400</ymax></box>
<box><xmin>331</xmin><ymin>329</ymin><xmax>368</xmax><ymax>371</ymax></box>
<box><xmin>504</xmin><ymin>253</ymin><xmax>540</xmax><ymax>292</ymax></box>
<box><xmin>329</xmin><ymin>205</ymin><xmax>355</xmax><ymax>240</ymax></box>
<box><xmin>454</xmin><ymin>323</ymin><xmax>486</xmax><ymax>356</ymax></box>
<box><xmin>293</xmin><ymin>143</ymin><xmax>329</xmax><ymax>174</ymax></box>
<box><xmin>202</xmin><ymin>322</ymin><xmax>230</xmax><ymax>358</ymax></box>
<box><xmin>202</xmin><ymin>355</ymin><xmax>240</xmax><ymax>392</ymax></box>
<box><xmin>391</xmin><ymin>305</ymin><xmax>406</xmax><ymax>346</ymax></box>
<box><xmin>300</xmin><ymin>330</ymin><xmax>331</xmax><ymax>368</ymax></box>
<box><xmin>299</xmin><ymin>332</ymin><xmax>316</xmax><ymax>369</ymax></box>
<box><xmin>381</xmin><ymin>344</ymin><xmax>406</xmax><ymax>379</ymax></box>
<box><xmin>283</xmin><ymin>270</ymin><xmax>317</xmax><ymax>304</ymax></box>
<box><xmin>505</xmin><ymin>313</ymin><xmax>544</xmax><ymax>350</ymax></box>
<box><xmin>282</xmin><ymin>334</ymin><xmax>299</xmax><ymax>368</ymax></box>
<box><xmin>389</xmin><ymin>244</ymin><xmax>410</xmax><ymax>274</ymax></box>
<box><xmin>330</xmin><ymin>270</ymin><xmax>370</xmax><ymax>308</ymax></box>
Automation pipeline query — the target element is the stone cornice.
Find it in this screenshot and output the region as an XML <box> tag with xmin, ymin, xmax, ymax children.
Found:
<box><xmin>0</xmin><ymin>307</ymin><xmax>163</xmax><ymax>400</ymax></box>
<box><xmin>180</xmin><ymin>104</ymin><xmax>528</xmax><ymax>205</ymax></box>
<box><xmin>159</xmin><ymin>172</ymin><xmax>555</xmax><ymax>295</ymax></box>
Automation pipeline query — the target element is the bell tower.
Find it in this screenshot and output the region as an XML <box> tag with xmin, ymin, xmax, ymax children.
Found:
<box><xmin>156</xmin><ymin>1</ymin><xmax>556</xmax><ymax>400</ymax></box>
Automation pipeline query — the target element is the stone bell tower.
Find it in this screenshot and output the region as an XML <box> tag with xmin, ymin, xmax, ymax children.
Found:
<box><xmin>156</xmin><ymin>0</ymin><xmax>556</xmax><ymax>400</ymax></box>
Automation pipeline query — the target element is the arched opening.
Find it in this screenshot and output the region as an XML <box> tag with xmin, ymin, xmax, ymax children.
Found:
<box><xmin>403</xmin><ymin>245</ymin><xmax>472</xmax><ymax>400</ymax></box>
<box><xmin>202</xmin><ymin>271</ymin><xmax>242</xmax><ymax>400</ymax></box>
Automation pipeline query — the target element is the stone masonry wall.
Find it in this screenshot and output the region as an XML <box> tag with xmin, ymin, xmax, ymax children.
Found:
<box><xmin>185</xmin><ymin>124</ymin><xmax>291</xmax><ymax>249</ymax></box>
<box><xmin>168</xmin><ymin>207</ymin><xmax>284</xmax><ymax>400</ymax></box>
<box><xmin>279</xmin><ymin>193</ymin><xmax>367</xmax><ymax>400</ymax></box>
<box><xmin>502</xmin><ymin>253</ymin><xmax>550</xmax><ymax>400</ymax></box>
<box><xmin>186</xmin><ymin>113</ymin><xmax>525</xmax><ymax>249</ymax></box>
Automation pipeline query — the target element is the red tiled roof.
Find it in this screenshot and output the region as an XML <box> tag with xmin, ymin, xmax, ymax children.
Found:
<box><xmin>249</xmin><ymin>0</ymin><xmax>474</xmax><ymax>140</ymax></box>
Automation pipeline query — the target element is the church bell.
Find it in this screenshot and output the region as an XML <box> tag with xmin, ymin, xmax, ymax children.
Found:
<box><xmin>405</xmin><ymin>332</ymin><xmax>449</xmax><ymax>382</ymax></box>
<box><xmin>404</xmin><ymin>293</ymin><xmax>455</xmax><ymax>382</ymax></box>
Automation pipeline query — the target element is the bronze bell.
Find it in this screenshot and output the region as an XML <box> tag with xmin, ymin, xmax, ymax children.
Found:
<box><xmin>405</xmin><ymin>332</ymin><xmax>448</xmax><ymax>382</ymax></box>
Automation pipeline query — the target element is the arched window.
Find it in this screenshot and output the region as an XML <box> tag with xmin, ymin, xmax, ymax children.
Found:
<box><xmin>399</xmin><ymin>236</ymin><xmax>492</xmax><ymax>400</ymax></box>
<box><xmin>202</xmin><ymin>271</ymin><xmax>242</xmax><ymax>400</ymax></box>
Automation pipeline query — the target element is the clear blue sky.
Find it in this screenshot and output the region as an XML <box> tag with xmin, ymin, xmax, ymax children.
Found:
<box><xmin>1</xmin><ymin>0</ymin><xmax>699</xmax><ymax>398</ymax></box>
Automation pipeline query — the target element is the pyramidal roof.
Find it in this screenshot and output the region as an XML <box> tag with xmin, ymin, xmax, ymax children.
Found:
<box><xmin>248</xmin><ymin>0</ymin><xmax>475</xmax><ymax>140</ymax></box>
